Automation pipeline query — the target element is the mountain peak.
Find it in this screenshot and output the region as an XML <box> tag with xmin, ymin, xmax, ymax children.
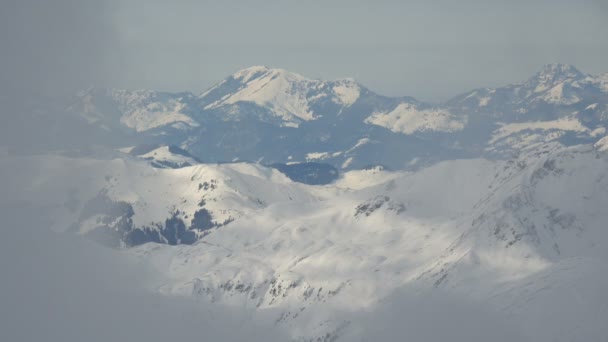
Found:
<box><xmin>534</xmin><ymin>63</ymin><xmax>584</xmax><ymax>80</ymax></box>
<box><xmin>231</xmin><ymin>65</ymin><xmax>271</xmax><ymax>83</ymax></box>
<box><xmin>527</xmin><ymin>63</ymin><xmax>585</xmax><ymax>93</ymax></box>
<box><xmin>197</xmin><ymin>66</ymin><xmax>365</xmax><ymax>125</ymax></box>
<box><xmin>230</xmin><ymin>65</ymin><xmax>309</xmax><ymax>84</ymax></box>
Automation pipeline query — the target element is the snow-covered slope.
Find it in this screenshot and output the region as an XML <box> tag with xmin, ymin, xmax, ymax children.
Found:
<box><xmin>5</xmin><ymin>142</ymin><xmax>608</xmax><ymax>341</ymax></box>
<box><xmin>365</xmin><ymin>102</ymin><xmax>466</xmax><ymax>134</ymax></box>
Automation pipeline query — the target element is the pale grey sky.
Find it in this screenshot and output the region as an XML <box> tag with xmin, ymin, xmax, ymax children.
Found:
<box><xmin>110</xmin><ymin>0</ymin><xmax>608</xmax><ymax>101</ymax></box>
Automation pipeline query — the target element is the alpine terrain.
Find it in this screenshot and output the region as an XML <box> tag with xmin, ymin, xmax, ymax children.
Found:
<box><xmin>2</xmin><ymin>64</ymin><xmax>608</xmax><ymax>341</ymax></box>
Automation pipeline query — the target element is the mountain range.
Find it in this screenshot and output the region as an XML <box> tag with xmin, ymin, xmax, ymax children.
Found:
<box><xmin>3</xmin><ymin>63</ymin><xmax>608</xmax><ymax>341</ymax></box>
<box><xmin>15</xmin><ymin>63</ymin><xmax>607</xmax><ymax>172</ymax></box>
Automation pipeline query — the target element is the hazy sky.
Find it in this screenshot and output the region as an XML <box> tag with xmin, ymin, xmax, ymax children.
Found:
<box><xmin>110</xmin><ymin>0</ymin><xmax>608</xmax><ymax>101</ymax></box>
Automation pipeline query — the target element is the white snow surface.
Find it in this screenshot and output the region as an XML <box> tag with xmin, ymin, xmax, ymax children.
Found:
<box><xmin>490</xmin><ymin>117</ymin><xmax>588</xmax><ymax>144</ymax></box>
<box><xmin>332</xmin><ymin>79</ymin><xmax>361</xmax><ymax>106</ymax></box>
<box><xmin>365</xmin><ymin>102</ymin><xmax>466</xmax><ymax>134</ymax></box>
<box><xmin>541</xmin><ymin>82</ymin><xmax>581</xmax><ymax>105</ymax></box>
<box><xmin>305</xmin><ymin>152</ymin><xmax>331</xmax><ymax>161</ymax></box>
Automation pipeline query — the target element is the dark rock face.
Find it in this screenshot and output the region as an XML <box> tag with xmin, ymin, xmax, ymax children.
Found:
<box><xmin>355</xmin><ymin>196</ymin><xmax>389</xmax><ymax>217</ymax></box>
<box><xmin>191</xmin><ymin>208</ymin><xmax>214</xmax><ymax>232</ymax></box>
<box><xmin>75</xmin><ymin>190</ymin><xmax>136</xmax><ymax>248</ymax></box>
<box><xmin>75</xmin><ymin>191</ymin><xmax>220</xmax><ymax>248</ymax></box>
<box><xmin>354</xmin><ymin>196</ymin><xmax>406</xmax><ymax>217</ymax></box>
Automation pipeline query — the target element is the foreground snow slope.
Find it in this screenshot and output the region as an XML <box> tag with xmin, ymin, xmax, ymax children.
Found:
<box><xmin>135</xmin><ymin>144</ymin><xmax>608</xmax><ymax>341</ymax></box>
<box><xmin>3</xmin><ymin>143</ymin><xmax>608</xmax><ymax>341</ymax></box>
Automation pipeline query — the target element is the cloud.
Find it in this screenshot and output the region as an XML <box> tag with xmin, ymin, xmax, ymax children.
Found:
<box><xmin>0</xmin><ymin>0</ymin><xmax>126</xmax><ymax>153</ymax></box>
<box><xmin>0</xmin><ymin>202</ymin><xmax>286</xmax><ymax>342</ymax></box>
<box><xmin>339</xmin><ymin>288</ymin><xmax>527</xmax><ymax>342</ymax></box>
<box><xmin>0</xmin><ymin>0</ymin><xmax>117</xmax><ymax>96</ymax></box>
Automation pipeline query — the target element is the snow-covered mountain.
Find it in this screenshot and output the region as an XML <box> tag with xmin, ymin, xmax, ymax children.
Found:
<box><xmin>449</xmin><ymin>63</ymin><xmax>608</xmax><ymax>156</ymax></box>
<box><xmin>3</xmin><ymin>141</ymin><xmax>608</xmax><ymax>341</ymax></box>
<box><xmin>50</xmin><ymin>63</ymin><xmax>605</xmax><ymax>172</ymax></box>
<box><xmin>199</xmin><ymin>66</ymin><xmax>364</xmax><ymax>127</ymax></box>
<box><xmin>450</xmin><ymin>63</ymin><xmax>589</xmax><ymax>111</ymax></box>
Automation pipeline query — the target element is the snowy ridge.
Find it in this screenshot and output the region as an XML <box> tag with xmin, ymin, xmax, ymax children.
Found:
<box><xmin>530</xmin><ymin>63</ymin><xmax>585</xmax><ymax>94</ymax></box>
<box><xmin>204</xmin><ymin>67</ymin><xmax>319</xmax><ymax>122</ymax></box>
<box><xmin>201</xmin><ymin>66</ymin><xmax>362</xmax><ymax>126</ymax></box>
<box><xmin>450</xmin><ymin>63</ymin><xmax>604</xmax><ymax>110</ymax></box>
